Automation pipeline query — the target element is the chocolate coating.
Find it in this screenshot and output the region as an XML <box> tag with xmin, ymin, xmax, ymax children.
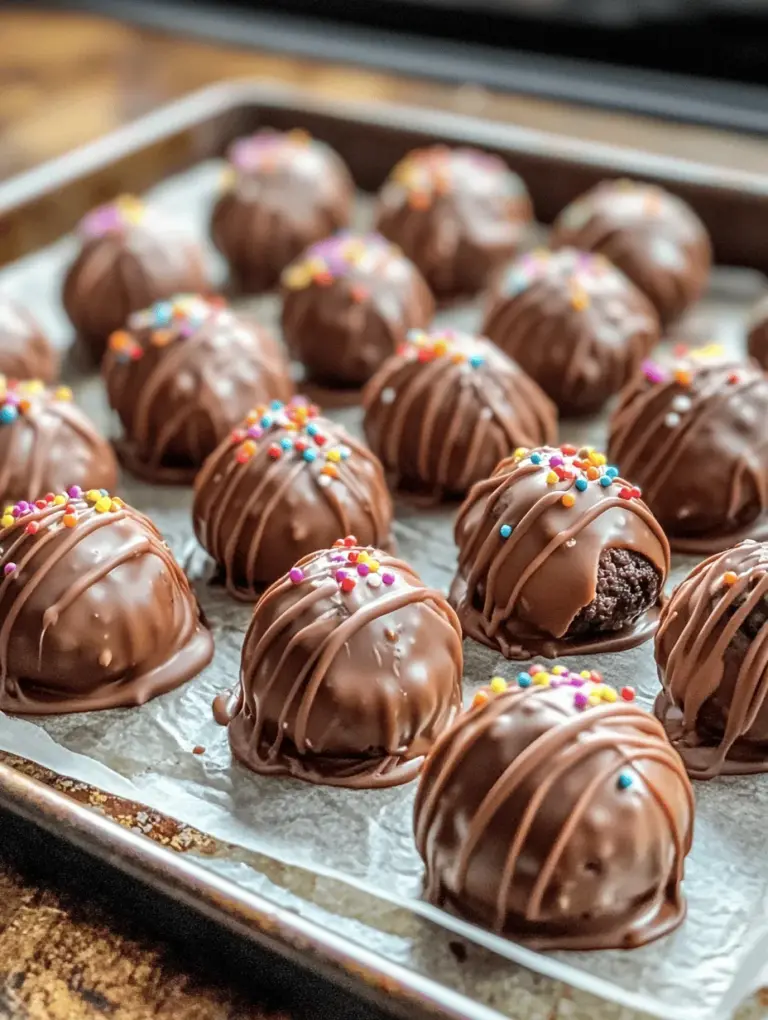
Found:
<box><xmin>103</xmin><ymin>295</ymin><xmax>293</xmax><ymax>484</ymax></box>
<box><xmin>62</xmin><ymin>196</ymin><xmax>209</xmax><ymax>362</ymax></box>
<box><xmin>450</xmin><ymin>445</ymin><xmax>670</xmax><ymax>659</ymax></box>
<box><xmin>281</xmin><ymin>232</ymin><xmax>435</xmax><ymax>387</ymax></box>
<box><xmin>746</xmin><ymin>294</ymin><xmax>768</xmax><ymax>370</ymax></box>
<box><xmin>0</xmin><ymin>379</ymin><xmax>118</xmax><ymax>506</ymax></box>
<box><xmin>362</xmin><ymin>329</ymin><xmax>557</xmax><ymax>499</ymax></box>
<box><xmin>551</xmin><ymin>180</ymin><xmax>711</xmax><ymax>327</ymax></box>
<box><xmin>222</xmin><ymin>542</ymin><xmax>463</xmax><ymax>787</ymax></box>
<box><xmin>193</xmin><ymin>398</ymin><xmax>393</xmax><ymax>598</ymax></box>
<box><xmin>656</xmin><ymin>540</ymin><xmax>768</xmax><ymax>779</ymax></box>
<box><xmin>0</xmin><ymin>488</ymin><xmax>213</xmax><ymax>714</ymax></box>
<box><xmin>375</xmin><ymin>146</ymin><xmax>532</xmax><ymax>300</ymax></box>
<box><xmin>415</xmin><ymin>674</ymin><xmax>694</xmax><ymax>950</ymax></box>
<box><xmin>482</xmin><ymin>248</ymin><xmax>660</xmax><ymax>416</ymax></box>
<box><xmin>211</xmin><ymin>129</ymin><xmax>354</xmax><ymax>293</ymax></box>
<box><xmin>0</xmin><ymin>296</ymin><xmax>57</xmax><ymax>383</ymax></box>
<box><xmin>608</xmin><ymin>351</ymin><xmax>768</xmax><ymax>552</ymax></box>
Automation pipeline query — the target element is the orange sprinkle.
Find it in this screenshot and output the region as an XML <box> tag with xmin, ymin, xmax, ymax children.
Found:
<box><xmin>408</xmin><ymin>191</ymin><xmax>430</xmax><ymax>211</ymax></box>
<box><xmin>472</xmin><ymin>689</ymin><xmax>491</xmax><ymax>709</ymax></box>
<box><xmin>674</xmin><ymin>369</ymin><xmax>692</xmax><ymax>387</ymax></box>
<box><xmin>561</xmin><ymin>493</ymin><xmax>576</xmax><ymax>507</ymax></box>
<box><xmin>723</xmin><ymin>571</ymin><xmax>739</xmax><ymax>586</ymax></box>
<box><xmin>63</xmin><ymin>513</ymin><xmax>77</xmax><ymax>528</ymax></box>
<box><xmin>586</xmin><ymin>466</ymin><xmax>600</xmax><ymax>480</ymax></box>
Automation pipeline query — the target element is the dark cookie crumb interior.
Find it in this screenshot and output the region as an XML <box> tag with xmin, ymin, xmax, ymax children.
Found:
<box><xmin>569</xmin><ymin>548</ymin><xmax>661</xmax><ymax>636</ymax></box>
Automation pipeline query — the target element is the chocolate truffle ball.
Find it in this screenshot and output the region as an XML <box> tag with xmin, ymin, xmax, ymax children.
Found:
<box><xmin>281</xmin><ymin>232</ymin><xmax>435</xmax><ymax>388</ymax></box>
<box><xmin>608</xmin><ymin>350</ymin><xmax>768</xmax><ymax>553</ymax></box>
<box><xmin>551</xmin><ymin>180</ymin><xmax>711</xmax><ymax>327</ymax></box>
<box><xmin>103</xmin><ymin>294</ymin><xmax>293</xmax><ymax>484</ymax></box>
<box><xmin>0</xmin><ymin>487</ymin><xmax>213</xmax><ymax>714</ymax></box>
<box><xmin>63</xmin><ymin>195</ymin><xmax>209</xmax><ymax>362</ymax></box>
<box><xmin>193</xmin><ymin>397</ymin><xmax>393</xmax><ymax>598</ymax></box>
<box><xmin>362</xmin><ymin>328</ymin><xmax>557</xmax><ymax>499</ymax></box>
<box><xmin>450</xmin><ymin>445</ymin><xmax>670</xmax><ymax>659</ymax></box>
<box><xmin>656</xmin><ymin>540</ymin><xmax>768</xmax><ymax>779</ymax></box>
<box><xmin>211</xmin><ymin>129</ymin><xmax>354</xmax><ymax>293</ymax></box>
<box><xmin>482</xmin><ymin>248</ymin><xmax>660</xmax><ymax>416</ymax></box>
<box><xmin>219</xmin><ymin>539</ymin><xmax>463</xmax><ymax>787</ymax></box>
<box><xmin>374</xmin><ymin>146</ymin><xmax>532</xmax><ymax>300</ymax></box>
<box><xmin>0</xmin><ymin>378</ymin><xmax>118</xmax><ymax>506</ymax></box>
<box><xmin>0</xmin><ymin>296</ymin><xmax>57</xmax><ymax>383</ymax></box>
<box><xmin>746</xmin><ymin>294</ymin><xmax>768</xmax><ymax>370</ymax></box>
<box><xmin>415</xmin><ymin>668</ymin><xmax>694</xmax><ymax>950</ymax></box>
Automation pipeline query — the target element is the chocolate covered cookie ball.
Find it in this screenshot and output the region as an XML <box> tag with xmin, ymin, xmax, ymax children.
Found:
<box><xmin>217</xmin><ymin>540</ymin><xmax>463</xmax><ymax>787</ymax></box>
<box><xmin>656</xmin><ymin>540</ymin><xmax>768</xmax><ymax>779</ymax></box>
<box><xmin>0</xmin><ymin>378</ymin><xmax>117</xmax><ymax>506</ymax></box>
<box><xmin>608</xmin><ymin>349</ymin><xmax>768</xmax><ymax>553</ymax></box>
<box><xmin>63</xmin><ymin>195</ymin><xmax>209</xmax><ymax>362</ymax></box>
<box><xmin>415</xmin><ymin>668</ymin><xmax>693</xmax><ymax>949</ymax></box>
<box><xmin>0</xmin><ymin>487</ymin><xmax>213</xmax><ymax>714</ymax></box>
<box><xmin>211</xmin><ymin>129</ymin><xmax>354</xmax><ymax>293</ymax></box>
<box><xmin>0</xmin><ymin>296</ymin><xmax>57</xmax><ymax>383</ymax></box>
<box><xmin>103</xmin><ymin>294</ymin><xmax>293</xmax><ymax>484</ymax></box>
<box><xmin>375</xmin><ymin>146</ymin><xmax>532</xmax><ymax>300</ymax></box>
<box><xmin>362</xmin><ymin>328</ymin><xmax>556</xmax><ymax>499</ymax></box>
<box><xmin>551</xmin><ymin>180</ymin><xmax>711</xmax><ymax>327</ymax></box>
<box><xmin>281</xmin><ymin>232</ymin><xmax>435</xmax><ymax>387</ymax></box>
<box><xmin>193</xmin><ymin>397</ymin><xmax>393</xmax><ymax>598</ymax></box>
<box><xmin>482</xmin><ymin>248</ymin><xmax>660</xmax><ymax>416</ymax></box>
<box><xmin>450</xmin><ymin>445</ymin><xmax>670</xmax><ymax>659</ymax></box>
<box><xmin>746</xmin><ymin>294</ymin><xmax>768</xmax><ymax>370</ymax></box>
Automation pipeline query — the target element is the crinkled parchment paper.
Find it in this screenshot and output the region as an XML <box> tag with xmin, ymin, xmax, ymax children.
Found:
<box><xmin>0</xmin><ymin>161</ymin><xmax>766</xmax><ymax>1020</ymax></box>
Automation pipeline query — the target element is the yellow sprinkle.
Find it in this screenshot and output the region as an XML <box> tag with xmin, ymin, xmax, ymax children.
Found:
<box><xmin>54</xmin><ymin>386</ymin><xmax>73</xmax><ymax>402</ymax></box>
<box><xmin>580</xmin><ymin>670</ymin><xmax>591</xmax><ymax>679</ymax></box>
<box><xmin>2</xmin><ymin>506</ymin><xmax>11</xmax><ymax>516</ymax></box>
<box><xmin>561</xmin><ymin>493</ymin><xmax>576</xmax><ymax>508</ymax></box>
<box><xmin>95</xmin><ymin>497</ymin><xmax>112</xmax><ymax>513</ymax></box>
<box><xmin>112</xmin><ymin>497</ymin><xmax>125</xmax><ymax>509</ymax></box>
<box><xmin>1</xmin><ymin>515</ymin><xmax>13</xmax><ymax>529</ymax></box>
<box><xmin>601</xmin><ymin>687</ymin><xmax>618</xmax><ymax>702</ymax></box>
<box><xmin>588</xmin><ymin>694</ymin><xmax>602</xmax><ymax>707</ymax></box>
<box><xmin>86</xmin><ymin>489</ymin><xmax>101</xmax><ymax>503</ymax></box>
<box><xmin>368</xmin><ymin>559</ymin><xmax>380</xmax><ymax>573</ymax></box>
<box><xmin>326</xmin><ymin>448</ymin><xmax>341</xmax><ymax>463</ymax></box>
<box><xmin>357</xmin><ymin>551</ymin><xmax>369</xmax><ymax>564</ymax></box>
<box><xmin>551</xmin><ymin>665</ymin><xmax>567</xmax><ymax>675</ymax></box>
<box><xmin>588</xmin><ymin>450</ymin><xmax>607</xmax><ymax>467</ymax></box>
<box><xmin>53</xmin><ymin>494</ymin><xmax>66</xmax><ymax>505</ymax></box>
<box><xmin>546</xmin><ymin>471</ymin><xmax>558</xmax><ymax>485</ymax></box>
<box><xmin>490</xmin><ymin>676</ymin><xmax>508</xmax><ymax>694</ymax></box>
<box><xmin>513</xmin><ymin>447</ymin><xmax>528</xmax><ymax>461</ymax></box>
<box><xmin>282</xmin><ymin>264</ymin><xmax>313</xmax><ymax>290</ymax></box>
<box><xmin>570</xmin><ymin>288</ymin><xmax>590</xmax><ymax>311</ymax></box>
<box><xmin>532</xmin><ymin>671</ymin><xmax>550</xmax><ymax>686</ymax></box>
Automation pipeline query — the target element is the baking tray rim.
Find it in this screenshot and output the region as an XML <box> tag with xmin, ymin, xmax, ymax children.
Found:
<box><xmin>0</xmin><ymin>79</ymin><xmax>766</xmax><ymax>1020</ymax></box>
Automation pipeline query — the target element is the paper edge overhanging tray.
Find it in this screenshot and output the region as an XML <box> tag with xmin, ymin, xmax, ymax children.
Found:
<box><xmin>0</xmin><ymin>80</ymin><xmax>767</xmax><ymax>1020</ymax></box>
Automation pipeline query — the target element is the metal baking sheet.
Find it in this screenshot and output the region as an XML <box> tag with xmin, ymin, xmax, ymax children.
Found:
<box><xmin>0</xmin><ymin>84</ymin><xmax>766</xmax><ymax>1020</ymax></box>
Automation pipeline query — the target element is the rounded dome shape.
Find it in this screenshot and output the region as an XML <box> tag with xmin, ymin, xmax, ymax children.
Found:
<box><xmin>0</xmin><ymin>296</ymin><xmax>57</xmax><ymax>383</ymax></box>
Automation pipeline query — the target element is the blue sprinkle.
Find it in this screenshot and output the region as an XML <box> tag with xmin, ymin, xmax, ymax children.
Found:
<box><xmin>530</xmin><ymin>453</ymin><xmax>542</xmax><ymax>465</ymax></box>
<box><xmin>469</xmin><ymin>354</ymin><xmax>485</xmax><ymax>369</ymax></box>
<box><xmin>0</xmin><ymin>405</ymin><xmax>18</xmax><ymax>425</ymax></box>
<box><xmin>280</xmin><ymin>437</ymin><xmax>293</xmax><ymax>450</ymax></box>
<box><xmin>499</xmin><ymin>524</ymin><xmax>513</xmax><ymax>539</ymax></box>
<box><xmin>517</xmin><ymin>675</ymin><xmax>532</xmax><ymax>688</ymax></box>
<box><xmin>575</xmin><ymin>477</ymin><xmax>588</xmax><ymax>492</ymax></box>
<box><xmin>599</xmin><ymin>475</ymin><xmax>612</xmax><ymax>488</ymax></box>
<box><xmin>617</xmin><ymin>773</ymin><xmax>633</xmax><ymax>790</ymax></box>
<box><xmin>306</xmin><ymin>423</ymin><xmax>319</xmax><ymax>436</ymax></box>
<box><xmin>153</xmin><ymin>301</ymin><xmax>173</xmax><ymax>327</ymax></box>
<box><xmin>606</xmin><ymin>466</ymin><xmax>619</xmax><ymax>478</ymax></box>
<box><xmin>260</xmin><ymin>415</ymin><xmax>273</xmax><ymax>428</ymax></box>
<box><xmin>302</xmin><ymin>449</ymin><xmax>317</xmax><ymax>463</ymax></box>
<box><xmin>270</xmin><ymin>399</ymin><xmax>283</xmax><ymax>411</ymax></box>
<box><xmin>100</xmin><ymin>488</ymin><xmax>108</xmax><ymax>497</ymax></box>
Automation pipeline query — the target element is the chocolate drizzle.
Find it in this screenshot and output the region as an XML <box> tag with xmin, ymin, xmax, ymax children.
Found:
<box><xmin>375</xmin><ymin>145</ymin><xmax>532</xmax><ymax>300</ymax></box>
<box><xmin>414</xmin><ymin>680</ymin><xmax>694</xmax><ymax>950</ymax></box>
<box><xmin>551</xmin><ymin>179</ymin><xmax>711</xmax><ymax>327</ymax></box>
<box><xmin>482</xmin><ymin>248</ymin><xmax>660</xmax><ymax>416</ymax></box>
<box><xmin>0</xmin><ymin>380</ymin><xmax>118</xmax><ymax>505</ymax></box>
<box><xmin>450</xmin><ymin>445</ymin><xmax>670</xmax><ymax>659</ymax></box>
<box><xmin>0</xmin><ymin>489</ymin><xmax>213</xmax><ymax>714</ymax></box>
<box><xmin>211</xmin><ymin>129</ymin><xmax>354</xmax><ymax>293</ymax></box>
<box><xmin>609</xmin><ymin>353</ymin><xmax>768</xmax><ymax>552</ymax></box>
<box><xmin>0</xmin><ymin>296</ymin><xmax>57</xmax><ymax>383</ymax></box>
<box><xmin>103</xmin><ymin>296</ymin><xmax>293</xmax><ymax>484</ymax></box>
<box><xmin>363</xmin><ymin>329</ymin><xmax>556</xmax><ymax>499</ymax></box>
<box><xmin>220</xmin><ymin>542</ymin><xmax>463</xmax><ymax>788</ymax></box>
<box><xmin>193</xmin><ymin>399</ymin><xmax>393</xmax><ymax>598</ymax></box>
<box><xmin>656</xmin><ymin>539</ymin><xmax>768</xmax><ymax>779</ymax></box>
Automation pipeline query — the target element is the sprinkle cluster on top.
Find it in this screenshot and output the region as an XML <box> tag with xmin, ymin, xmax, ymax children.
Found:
<box><xmin>0</xmin><ymin>378</ymin><xmax>73</xmax><ymax>425</ymax></box>
<box><xmin>397</xmin><ymin>328</ymin><xmax>485</xmax><ymax>368</ymax></box>
<box><xmin>226</xmin><ymin>128</ymin><xmax>315</xmax><ymax>176</ymax></box>
<box><xmin>231</xmin><ymin>398</ymin><xmax>352</xmax><ymax>487</ymax></box>
<box><xmin>497</xmin><ymin>446</ymin><xmax>638</xmax><ymax>537</ymax></box>
<box><xmin>80</xmin><ymin>195</ymin><xmax>145</xmax><ymax>238</ymax></box>
<box><xmin>472</xmin><ymin>664</ymin><xmax>636</xmax><ymax>712</ymax></box>
<box><xmin>281</xmin><ymin>232</ymin><xmax>394</xmax><ymax>292</ymax></box>
<box><xmin>391</xmin><ymin>147</ymin><xmax>515</xmax><ymax>209</ymax></box>
<box><xmin>500</xmin><ymin>247</ymin><xmax>611</xmax><ymax>305</ymax></box>
<box><xmin>108</xmin><ymin>295</ymin><xmax>228</xmax><ymax>362</ymax></box>
<box><xmin>288</xmin><ymin>536</ymin><xmax>395</xmax><ymax>595</ymax></box>
<box><xmin>1</xmin><ymin>487</ymin><xmax>125</xmax><ymax>574</ymax></box>
<box><xmin>640</xmin><ymin>345</ymin><xmax>742</xmax><ymax>428</ymax></box>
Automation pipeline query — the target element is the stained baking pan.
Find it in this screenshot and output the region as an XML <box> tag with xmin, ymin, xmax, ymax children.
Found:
<box><xmin>0</xmin><ymin>82</ymin><xmax>767</xmax><ymax>1020</ymax></box>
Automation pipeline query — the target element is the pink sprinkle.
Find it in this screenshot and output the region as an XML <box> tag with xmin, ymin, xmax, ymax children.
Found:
<box><xmin>289</xmin><ymin>567</ymin><xmax>304</xmax><ymax>584</ymax></box>
<box><xmin>247</xmin><ymin>426</ymin><xmax>263</xmax><ymax>440</ymax></box>
<box><xmin>574</xmin><ymin>692</ymin><xmax>589</xmax><ymax>708</ymax></box>
<box><xmin>357</xmin><ymin>563</ymin><xmax>370</xmax><ymax>577</ymax></box>
<box><xmin>381</xmin><ymin>572</ymin><xmax>395</xmax><ymax>585</ymax></box>
<box><xmin>68</xmin><ymin>485</ymin><xmax>82</xmax><ymax>498</ymax></box>
<box><xmin>3</xmin><ymin>563</ymin><xmax>15</xmax><ymax>577</ymax></box>
<box><xmin>641</xmin><ymin>359</ymin><xmax>667</xmax><ymax>385</ymax></box>
<box><xmin>549</xmin><ymin>456</ymin><xmax>563</xmax><ymax>468</ymax></box>
<box><xmin>335</xmin><ymin>569</ymin><xmax>347</xmax><ymax>582</ymax></box>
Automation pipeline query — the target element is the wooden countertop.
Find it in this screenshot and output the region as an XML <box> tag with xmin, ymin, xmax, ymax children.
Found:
<box><xmin>0</xmin><ymin>8</ymin><xmax>767</xmax><ymax>1020</ymax></box>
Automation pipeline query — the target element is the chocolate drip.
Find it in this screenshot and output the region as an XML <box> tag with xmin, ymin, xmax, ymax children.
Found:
<box><xmin>363</xmin><ymin>329</ymin><xmax>556</xmax><ymax>499</ymax></box>
<box><xmin>656</xmin><ymin>539</ymin><xmax>768</xmax><ymax>778</ymax></box>
<box><xmin>551</xmin><ymin>179</ymin><xmax>711</xmax><ymax>326</ymax></box>
<box><xmin>0</xmin><ymin>490</ymin><xmax>212</xmax><ymax>714</ymax></box>
<box><xmin>414</xmin><ymin>682</ymin><xmax>694</xmax><ymax>950</ymax></box>
<box><xmin>0</xmin><ymin>297</ymin><xmax>57</xmax><ymax>383</ymax></box>
<box><xmin>223</xmin><ymin>543</ymin><xmax>463</xmax><ymax>788</ymax></box>
<box><xmin>451</xmin><ymin>445</ymin><xmax>669</xmax><ymax>659</ymax></box>
<box><xmin>609</xmin><ymin>355</ymin><xmax>768</xmax><ymax>552</ymax></box>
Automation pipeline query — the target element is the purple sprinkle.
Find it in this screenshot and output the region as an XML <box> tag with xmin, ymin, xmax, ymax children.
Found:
<box><xmin>381</xmin><ymin>572</ymin><xmax>395</xmax><ymax>586</ymax></box>
<box><xmin>549</xmin><ymin>455</ymin><xmax>564</xmax><ymax>468</ymax></box>
<box><xmin>68</xmin><ymin>485</ymin><xmax>82</xmax><ymax>499</ymax></box>
<box><xmin>11</xmin><ymin>506</ymin><xmax>21</xmax><ymax>518</ymax></box>
<box><xmin>335</xmin><ymin>569</ymin><xmax>347</xmax><ymax>582</ymax></box>
<box><xmin>357</xmin><ymin>563</ymin><xmax>370</xmax><ymax>577</ymax></box>
<box><xmin>3</xmin><ymin>563</ymin><xmax>15</xmax><ymax>577</ymax></box>
<box><xmin>574</xmin><ymin>692</ymin><xmax>589</xmax><ymax>709</ymax></box>
<box><xmin>331</xmin><ymin>554</ymin><xmax>345</xmax><ymax>562</ymax></box>
<box><xmin>549</xmin><ymin>678</ymin><xmax>561</xmax><ymax>689</ymax></box>
<box><xmin>569</xmin><ymin>677</ymin><xmax>585</xmax><ymax>687</ymax></box>
<box><xmin>289</xmin><ymin>567</ymin><xmax>304</xmax><ymax>584</ymax></box>
<box><xmin>16</xmin><ymin>501</ymin><xmax>28</xmax><ymax>512</ymax></box>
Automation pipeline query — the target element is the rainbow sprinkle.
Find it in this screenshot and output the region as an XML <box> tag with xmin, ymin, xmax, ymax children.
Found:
<box><xmin>0</xmin><ymin>487</ymin><xmax>124</xmax><ymax>536</ymax></box>
<box><xmin>500</xmin><ymin>247</ymin><xmax>611</xmax><ymax>299</ymax></box>
<box><xmin>0</xmin><ymin>378</ymin><xmax>72</xmax><ymax>425</ymax></box>
<box><xmin>227</xmin><ymin>128</ymin><xmax>315</xmax><ymax>174</ymax></box>
<box><xmin>641</xmin><ymin>344</ymin><xmax>729</xmax><ymax>389</ymax></box>
<box><xmin>390</xmin><ymin>146</ymin><xmax>521</xmax><ymax>210</ymax></box>
<box><xmin>79</xmin><ymin>195</ymin><xmax>146</xmax><ymax>238</ymax></box>
<box><xmin>398</xmin><ymin>328</ymin><xmax>486</xmax><ymax>368</ymax></box>
<box><xmin>281</xmin><ymin>231</ymin><xmax>397</xmax><ymax>291</ymax></box>
<box><xmin>471</xmin><ymin>664</ymin><xmax>636</xmax><ymax>713</ymax></box>
<box><xmin>108</xmin><ymin>295</ymin><xmax>229</xmax><ymax>362</ymax></box>
<box><xmin>281</xmin><ymin>536</ymin><xmax>396</xmax><ymax>594</ymax></box>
